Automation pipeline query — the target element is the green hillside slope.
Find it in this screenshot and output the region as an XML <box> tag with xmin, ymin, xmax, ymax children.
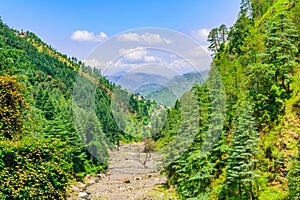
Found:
<box><xmin>0</xmin><ymin>19</ymin><xmax>162</xmax><ymax>199</ymax></box>
<box><xmin>158</xmin><ymin>0</ymin><xmax>300</xmax><ymax>199</ymax></box>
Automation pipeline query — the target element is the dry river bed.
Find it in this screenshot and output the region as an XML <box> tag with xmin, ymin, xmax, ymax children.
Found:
<box><xmin>68</xmin><ymin>142</ymin><xmax>178</xmax><ymax>200</ymax></box>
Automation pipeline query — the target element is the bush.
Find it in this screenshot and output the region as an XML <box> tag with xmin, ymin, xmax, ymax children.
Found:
<box><xmin>0</xmin><ymin>137</ymin><xmax>73</xmax><ymax>199</ymax></box>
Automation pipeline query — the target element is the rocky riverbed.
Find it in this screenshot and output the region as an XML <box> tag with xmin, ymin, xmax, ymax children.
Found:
<box><xmin>68</xmin><ymin>142</ymin><xmax>177</xmax><ymax>200</ymax></box>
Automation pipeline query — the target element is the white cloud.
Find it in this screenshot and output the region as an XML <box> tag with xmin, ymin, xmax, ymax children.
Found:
<box><xmin>71</xmin><ymin>30</ymin><xmax>107</xmax><ymax>42</ymax></box>
<box><xmin>190</xmin><ymin>28</ymin><xmax>210</xmax><ymax>44</ymax></box>
<box><xmin>144</xmin><ymin>55</ymin><xmax>157</xmax><ymax>62</ymax></box>
<box><xmin>117</xmin><ymin>33</ymin><xmax>140</xmax><ymax>42</ymax></box>
<box><xmin>119</xmin><ymin>47</ymin><xmax>147</xmax><ymax>61</ymax></box>
<box><xmin>118</xmin><ymin>47</ymin><xmax>160</xmax><ymax>63</ymax></box>
<box><xmin>117</xmin><ymin>32</ymin><xmax>172</xmax><ymax>44</ymax></box>
<box><xmin>141</xmin><ymin>32</ymin><xmax>172</xmax><ymax>44</ymax></box>
<box><xmin>82</xmin><ymin>58</ymin><xmax>103</xmax><ymax>67</ymax></box>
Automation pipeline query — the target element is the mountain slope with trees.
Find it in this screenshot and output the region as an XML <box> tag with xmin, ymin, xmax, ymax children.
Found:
<box><xmin>0</xmin><ymin>19</ymin><xmax>162</xmax><ymax>199</ymax></box>
<box><xmin>158</xmin><ymin>0</ymin><xmax>300</xmax><ymax>199</ymax></box>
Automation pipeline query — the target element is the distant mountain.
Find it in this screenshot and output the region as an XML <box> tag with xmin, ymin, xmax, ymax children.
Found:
<box><xmin>106</xmin><ymin>71</ymin><xmax>127</xmax><ymax>83</ymax></box>
<box><xmin>108</xmin><ymin>70</ymin><xmax>208</xmax><ymax>106</ymax></box>
<box><xmin>108</xmin><ymin>72</ymin><xmax>171</xmax><ymax>93</ymax></box>
<box><xmin>143</xmin><ymin>71</ymin><xmax>208</xmax><ymax>106</ymax></box>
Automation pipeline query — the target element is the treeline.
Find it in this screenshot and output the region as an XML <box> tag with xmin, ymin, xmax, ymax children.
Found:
<box><xmin>0</xmin><ymin>19</ymin><xmax>159</xmax><ymax>199</ymax></box>
<box><xmin>158</xmin><ymin>0</ymin><xmax>300</xmax><ymax>199</ymax></box>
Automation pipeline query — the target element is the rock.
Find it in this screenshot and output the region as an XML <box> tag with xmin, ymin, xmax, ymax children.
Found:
<box><xmin>157</xmin><ymin>193</ymin><xmax>164</xmax><ymax>198</ymax></box>
<box><xmin>71</xmin><ymin>186</ymin><xmax>79</xmax><ymax>192</ymax></box>
<box><xmin>84</xmin><ymin>174</ymin><xmax>95</xmax><ymax>185</ymax></box>
<box><xmin>91</xmin><ymin>174</ymin><xmax>99</xmax><ymax>183</ymax></box>
<box><xmin>119</xmin><ymin>186</ymin><xmax>126</xmax><ymax>191</ymax></box>
<box><xmin>123</xmin><ymin>178</ymin><xmax>131</xmax><ymax>183</ymax></box>
<box><xmin>169</xmin><ymin>186</ymin><xmax>174</xmax><ymax>192</ymax></box>
<box><xmin>78</xmin><ymin>191</ymin><xmax>88</xmax><ymax>199</ymax></box>
<box><xmin>97</xmin><ymin>173</ymin><xmax>106</xmax><ymax>179</ymax></box>
<box><xmin>76</xmin><ymin>182</ymin><xmax>86</xmax><ymax>191</ymax></box>
<box><xmin>86</xmin><ymin>190</ymin><xmax>92</xmax><ymax>195</ymax></box>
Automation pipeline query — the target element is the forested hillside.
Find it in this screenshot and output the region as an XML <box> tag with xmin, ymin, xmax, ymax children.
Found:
<box><xmin>158</xmin><ymin>0</ymin><xmax>300</xmax><ymax>199</ymax></box>
<box><xmin>0</xmin><ymin>19</ymin><xmax>162</xmax><ymax>199</ymax></box>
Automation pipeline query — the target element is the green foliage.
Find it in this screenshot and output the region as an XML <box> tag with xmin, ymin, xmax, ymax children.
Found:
<box><xmin>73</xmin><ymin>104</ymin><xmax>110</xmax><ymax>165</ymax></box>
<box><xmin>160</xmin><ymin>66</ymin><xmax>226</xmax><ymax>199</ymax></box>
<box><xmin>249</xmin><ymin>11</ymin><xmax>298</xmax><ymax>125</ymax></box>
<box><xmin>228</xmin><ymin>10</ymin><xmax>253</xmax><ymax>55</ymax></box>
<box><xmin>208</xmin><ymin>24</ymin><xmax>228</xmax><ymax>55</ymax></box>
<box><xmin>160</xmin><ymin>0</ymin><xmax>300</xmax><ymax>199</ymax></box>
<box><xmin>263</xmin><ymin>11</ymin><xmax>298</xmax><ymax>93</ymax></box>
<box><xmin>1</xmin><ymin>0</ymin><xmax>300</xmax><ymax>199</ymax></box>
<box><xmin>0</xmin><ymin>17</ymin><xmax>159</xmax><ymax>198</ymax></box>
<box><xmin>0</xmin><ymin>75</ymin><xmax>28</xmax><ymax>140</ymax></box>
<box><xmin>0</xmin><ymin>137</ymin><xmax>73</xmax><ymax>199</ymax></box>
<box><xmin>287</xmin><ymin>141</ymin><xmax>300</xmax><ymax>199</ymax></box>
<box><xmin>225</xmin><ymin>102</ymin><xmax>259</xmax><ymax>199</ymax></box>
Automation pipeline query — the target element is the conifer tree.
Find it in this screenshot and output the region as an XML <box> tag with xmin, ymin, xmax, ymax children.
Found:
<box><xmin>226</xmin><ymin>102</ymin><xmax>259</xmax><ymax>199</ymax></box>
<box><xmin>263</xmin><ymin>12</ymin><xmax>298</xmax><ymax>93</ymax></box>
<box><xmin>208</xmin><ymin>28</ymin><xmax>220</xmax><ymax>55</ymax></box>
<box><xmin>218</xmin><ymin>24</ymin><xmax>228</xmax><ymax>44</ymax></box>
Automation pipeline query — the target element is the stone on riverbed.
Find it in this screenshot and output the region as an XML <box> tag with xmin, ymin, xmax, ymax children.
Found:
<box><xmin>78</xmin><ymin>191</ymin><xmax>88</xmax><ymax>198</ymax></box>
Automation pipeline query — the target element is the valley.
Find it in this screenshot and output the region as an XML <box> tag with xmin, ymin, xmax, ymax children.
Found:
<box><xmin>0</xmin><ymin>0</ymin><xmax>300</xmax><ymax>199</ymax></box>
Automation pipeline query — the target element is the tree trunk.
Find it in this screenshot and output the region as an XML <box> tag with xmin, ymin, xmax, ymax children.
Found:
<box><xmin>250</xmin><ymin>182</ymin><xmax>254</xmax><ymax>200</ymax></box>
<box><xmin>239</xmin><ymin>181</ymin><xmax>242</xmax><ymax>198</ymax></box>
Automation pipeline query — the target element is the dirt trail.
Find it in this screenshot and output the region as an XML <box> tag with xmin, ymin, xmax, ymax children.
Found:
<box><xmin>69</xmin><ymin>142</ymin><xmax>177</xmax><ymax>200</ymax></box>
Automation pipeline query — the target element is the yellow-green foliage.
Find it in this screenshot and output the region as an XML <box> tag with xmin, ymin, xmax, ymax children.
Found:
<box><xmin>0</xmin><ymin>75</ymin><xmax>28</xmax><ymax>140</ymax></box>
<box><xmin>0</xmin><ymin>137</ymin><xmax>73</xmax><ymax>199</ymax></box>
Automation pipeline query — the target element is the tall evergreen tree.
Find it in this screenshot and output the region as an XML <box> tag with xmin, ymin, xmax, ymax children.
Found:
<box><xmin>226</xmin><ymin>102</ymin><xmax>259</xmax><ymax>199</ymax></box>
<box><xmin>218</xmin><ymin>24</ymin><xmax>228</xmax><ymax>44</ymax></box>
<box><xmin>263</xmin><ymin>12</ymin><xmax>298</xmax><ymax>93</ymax></box>
<box><xmin>240</xmin><ymin>0</ymin><xmax>253</xmax><ymax>18</ymax></box>
<box><xmin>208</xmin><ymin>28</ymin><xmax>220</xmax><ymax>55</ymax></box>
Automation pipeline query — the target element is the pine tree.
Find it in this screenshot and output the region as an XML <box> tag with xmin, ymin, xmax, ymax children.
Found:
<box><xmin>73</xmin><ymin>104</ymin><xmax>110</xmax><ymax>165</ymax></box>
<box><xmin>240</xmin><ymin>0</ymin><xmax>253</xmax><ymax>18</ymax></box>
<box><xmin>45</xmin><ymin>98</ymin><xmax>87</xmax><ymax>173</ymax></box>
<box><xmin>208</xmin><ymin>28</ymin><xmax>220</xmax><ymax>55</ymax></box>
<box><xmin>218</xmin><ymin>24</ymin><xmax>228</xmax><ymax>44</ymax></box>
<box><xmin>226</xmin><ymin>102</ymin><xmax>259</xmax><ymax>200</ymax></box>
<box><xmin>250</xmin><ymin>12</ymin><xmax>299</xmax><ymax>124</ymax></box>
<box><xmin>228</xmin><ymin>10</ymin><xmax>252</xmax><ymax>55</ymax></box>
<box><xmin>201</xmin><ymin>65</ymin><xmax>226</xmax><ymax>157</ymax></box>
<box><xmin>263</xmin><ymin>12</ymin><xmax>298</xmax><ymax>93</ymax></box>
<box><xmin>208</xmin><ymin>25</ymin><xmax>228</xmax><ymax>56</ymax></box>
<box><xmin>41</xmin><ymin>90</ymin><xmax>56</xmax><ymax>120</ymax></box>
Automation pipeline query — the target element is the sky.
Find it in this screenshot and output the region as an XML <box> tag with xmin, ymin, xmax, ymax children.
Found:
<box><xmin>0</xmin><ymin>0</ymin><xmax>241</xmax><ymax>60</ymax></box>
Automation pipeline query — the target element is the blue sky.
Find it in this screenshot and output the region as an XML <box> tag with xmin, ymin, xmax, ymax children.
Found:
<box><xmin>0</xmin><ymin>1</ymin><xmax>241</xmax><ymax>60</ymax></box>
